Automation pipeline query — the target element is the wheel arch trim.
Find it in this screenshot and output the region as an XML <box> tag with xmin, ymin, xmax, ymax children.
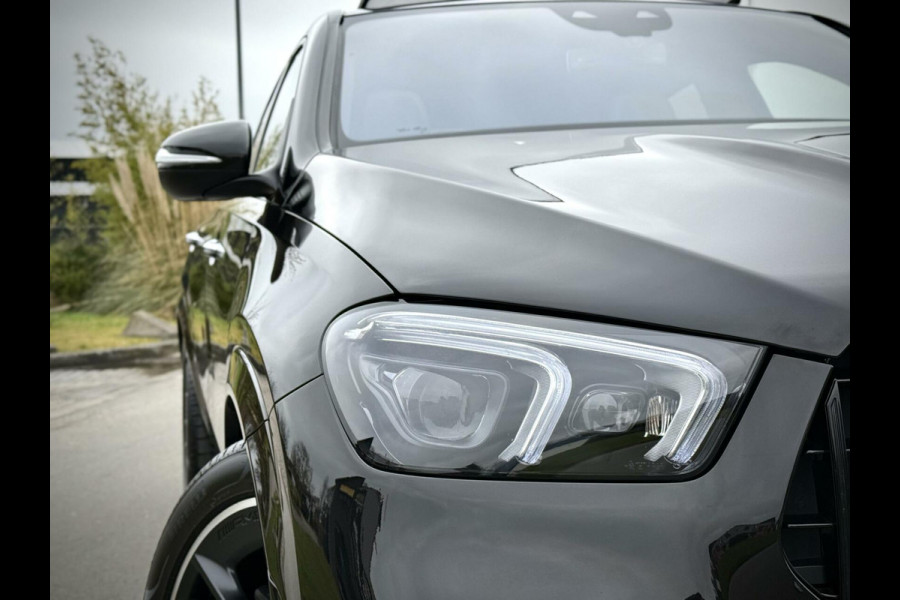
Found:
<box><xmin>226</xmin><ymin>347</ymin><xmax>271</xmax><ymax>440</ymax></box>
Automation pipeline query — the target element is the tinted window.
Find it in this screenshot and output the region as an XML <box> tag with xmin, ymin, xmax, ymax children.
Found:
<box><xmin>340</xmin><ymin>4</ymin><xmax>849</xmax><ymax>143</ymax></box>
<box><xmin>255</xmin><ymin>48</ymin><xmax>304</xmax><ymax>171</ymax></box>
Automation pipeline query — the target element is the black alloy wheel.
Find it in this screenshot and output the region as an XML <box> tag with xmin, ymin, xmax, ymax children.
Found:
<box><xmin>145</xmin><ymin>441</ymin><xmax>268</xmax><ymax>600</ymax></box>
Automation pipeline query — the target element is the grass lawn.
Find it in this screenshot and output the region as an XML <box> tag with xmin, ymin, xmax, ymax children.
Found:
<box><xmin>50</xmin><ymin>312</ymin><xmax>164</xmax><ymax>352</ymax></box>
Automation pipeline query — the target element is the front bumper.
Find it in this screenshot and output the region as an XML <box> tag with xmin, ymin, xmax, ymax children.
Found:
<box><xmin>262</xmin><ymin>354</ymin><xmax>831</xmax><ymax>599</ymax></box>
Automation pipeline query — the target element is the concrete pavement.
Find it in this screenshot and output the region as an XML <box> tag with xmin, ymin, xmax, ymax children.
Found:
<box><xmin>50</xmin><ymin>365</ymin><xmax>182</xmax><ymax>600</ymax></box>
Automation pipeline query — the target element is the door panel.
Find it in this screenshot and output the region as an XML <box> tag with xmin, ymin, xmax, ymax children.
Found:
<box><xmin>182</xmin><ymin>244</ymin><xmax>207</xmax><ymax>369</ymax></box>
<box><xmin>205</xmin><ymin>213</ymin><xmax>256</xmax><ymax>447</ymax></box>
<box><xmin>183</xmin><ymin>215</ymin><xmax>223</xmax><ymax>409</ymax></box>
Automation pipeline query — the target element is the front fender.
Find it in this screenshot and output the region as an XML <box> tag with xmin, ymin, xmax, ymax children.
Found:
<box><xmin>226</xmin><ymin>342</ymin><xmax>271</xmax><ymax>440</ymax></box>
<box><xmin>226</xmin><ymin>206</ymin><xmax>393</xmax><ymax>598</ymax></box>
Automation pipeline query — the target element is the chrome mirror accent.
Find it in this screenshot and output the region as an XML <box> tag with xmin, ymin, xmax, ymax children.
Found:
<box><xmin>155</xmin><ymin>147</ymin><xmax>222</xmax><ymax>168</ymax></box>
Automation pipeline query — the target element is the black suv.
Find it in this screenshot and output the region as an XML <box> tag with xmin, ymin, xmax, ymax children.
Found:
<box><xmin>145</xmin><ymin>2</ymin><xmax>850</xmax><ymax>599</ymax></box>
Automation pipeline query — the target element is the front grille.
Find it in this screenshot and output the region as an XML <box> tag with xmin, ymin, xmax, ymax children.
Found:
<box><xmin>782</xmin><ymin>379</ymin><xmax>851</xmax><ymax>598</ymax></box>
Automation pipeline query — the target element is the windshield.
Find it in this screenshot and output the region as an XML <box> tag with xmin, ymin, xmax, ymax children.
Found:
<box><xmin>339</xmin><ymin>3</ymin><xmax>849</xmax><ymax>143</ymax></box>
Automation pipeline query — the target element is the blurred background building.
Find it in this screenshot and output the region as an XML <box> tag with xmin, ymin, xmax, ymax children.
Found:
<box><xmin>49</xmin><ymin>139</ymin><xmax>105</xmax><ymax>245</ymax></box>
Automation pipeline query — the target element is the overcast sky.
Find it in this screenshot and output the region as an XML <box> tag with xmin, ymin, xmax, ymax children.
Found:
<box><xmin>49</xmin><ymin>0</ymin><xmax>356</xmax><ymax>142</ymax></box>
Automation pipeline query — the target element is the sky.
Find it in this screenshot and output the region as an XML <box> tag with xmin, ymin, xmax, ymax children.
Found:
<box><xmin>49</xmin><ymin>0</ymin><xmax>356</xmax><ymax>144</ymax></box>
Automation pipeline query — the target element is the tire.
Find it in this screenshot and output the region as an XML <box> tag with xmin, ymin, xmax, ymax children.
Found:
<box><xmin>183</xmin><ymin>358</ymin><xmax>217</xmax><ymax>486</ymax></box>
<box><xmin>144</xmin><ymin>441</ymin><xmax>268</xmax><ymax>600</ymax></box>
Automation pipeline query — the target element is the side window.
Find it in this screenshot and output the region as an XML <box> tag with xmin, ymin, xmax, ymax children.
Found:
<box><xmin>253</xmin><ymin>47</ymin><xmax>304</xmax><ymax>172</ymax></box>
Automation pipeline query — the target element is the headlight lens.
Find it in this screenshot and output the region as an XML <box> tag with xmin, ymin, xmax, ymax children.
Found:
<box><xmin>323</xmin><ymin>304</ymin><xmax>763</xmax><ymax>480</ymax></box>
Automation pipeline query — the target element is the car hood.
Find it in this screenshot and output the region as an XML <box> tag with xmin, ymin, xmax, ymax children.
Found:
<box><xmin>305</xmin><ymin>122</ymin><xmax>849</xmax><ymax>355</ymax></box>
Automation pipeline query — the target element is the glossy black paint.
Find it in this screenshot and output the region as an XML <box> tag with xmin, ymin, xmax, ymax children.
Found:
<box><xmin>203</xmin><ymin>212</ymin><xmax>246</xmax><ymax>434</ymax></box>
<box><xmin>306</xmin><ymin>123</ymin><xmax>849</xmax><ymax>356</ymax></box>
<box><xmin>246</xmin><ymin>426</ymin><xmax>287</xmax><ymax>600</ymax></box>
<box><xmin>178</xmin><ymin>201</ymin><xmax>392</xmax><ymax>448</ymax></box>
<box><xmin>158</xmin><ymin>121</ymin><xmax>254</xmax><ymax>201</ymax></box>
<box><xmin>267</xmin><ymin>356</ymin><xmax>830</xmax><ymax>599</ymax></box>
<box><xmin>181</xmin><ymin>213</ymin><xmax>225</xmax><ymax>436</ymax></box>
<box><xmin>233</xmin><ymin>205</ymin><xmax>393</xmax><ymax>400</ymax></box>
<box><xmin>166</xmin><ymin>3</ymin><xmax>850</xmax><ymax>599</ymax></box>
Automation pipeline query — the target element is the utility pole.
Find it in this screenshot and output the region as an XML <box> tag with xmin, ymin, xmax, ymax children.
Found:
<box><xmin>235</xmin><ymin>0</ymin><xmax>245</xmax><ymax>120</ymax></box>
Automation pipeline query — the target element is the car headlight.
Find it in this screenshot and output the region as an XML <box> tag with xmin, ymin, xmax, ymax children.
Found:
<box><xmin>322</xmin><ymin>304</ymin><xmax>763</xmax><ymax>480</ymax></box>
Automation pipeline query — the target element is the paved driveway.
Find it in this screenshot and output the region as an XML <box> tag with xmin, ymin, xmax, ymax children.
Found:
<box><xmin>50</xmin><ymin>365</ymin><xmax>182</xmax><ymax>600</ymax></box>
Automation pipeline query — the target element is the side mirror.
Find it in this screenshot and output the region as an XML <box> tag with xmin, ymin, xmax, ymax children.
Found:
<box><xmin>155</xmin><ymin>120</ymin><xmax>276</xmax><ymax>201</ymax></box>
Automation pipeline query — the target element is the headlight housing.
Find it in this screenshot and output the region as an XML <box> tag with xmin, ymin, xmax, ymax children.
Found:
<box><xmin>323</xmin><ymin>304</ymin><xmax>763</xmax><ymax>480</ymax></box>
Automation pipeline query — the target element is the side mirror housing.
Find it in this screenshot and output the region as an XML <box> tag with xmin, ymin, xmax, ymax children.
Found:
<box><xmin>156</xmin><ymin>120</ymin><xmax>275</xmax><ymax>201</ymax></box>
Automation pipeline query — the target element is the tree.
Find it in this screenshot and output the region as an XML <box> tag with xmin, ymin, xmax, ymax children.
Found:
<box><xmin>67</xmin><ymin>38</ymin><xmax>226</xmax><ymax>313</ymax></box>
<box><xmin>75</xmin><ymin>37</ymin><xmax>221</xmax><ymax>155</ymax></box>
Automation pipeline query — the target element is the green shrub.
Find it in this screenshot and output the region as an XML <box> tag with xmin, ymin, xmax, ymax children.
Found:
<box><xmin>50</xmin><ymin>239</ymin><xmax>106</xmax><ymax>304</ymax></box>
<box><xmin>50</xmin><ymin>197</ymin><xmax>107</xmax><ymax>305</ymax></box>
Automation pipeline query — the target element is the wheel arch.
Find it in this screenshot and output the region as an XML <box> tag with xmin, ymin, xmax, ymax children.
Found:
<box><xmin>225</xmin><ymin>344</ymin><xmax>271</xmax><ymax>441</ymax></box>
<box><xmin>223</xmin><ymin>397</ymin><xmax>242</xmax><ymax>447</ymax></box>
<box><xmin>223</xmin><ymin>335</ymin><xmax>299</xmax><ymax>598</ymax></box>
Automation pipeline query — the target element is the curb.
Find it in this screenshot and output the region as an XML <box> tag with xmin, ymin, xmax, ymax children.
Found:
<box><xmin>49</xmin><ymin>340</ymin><xmax>179</xmax><ymax>369</ymax></box>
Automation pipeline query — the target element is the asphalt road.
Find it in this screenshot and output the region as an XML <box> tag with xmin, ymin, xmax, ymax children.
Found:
<box><xmin>50</xmin><ymin>364</ymin><xmax>182</xmax><ymax>600</ymax></box>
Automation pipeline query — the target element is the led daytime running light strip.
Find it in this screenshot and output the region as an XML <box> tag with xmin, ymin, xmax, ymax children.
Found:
<box><xmin>347</xmin><ymin>311</ymin><xmax>728</xmax><ymax>466</ymax></box>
